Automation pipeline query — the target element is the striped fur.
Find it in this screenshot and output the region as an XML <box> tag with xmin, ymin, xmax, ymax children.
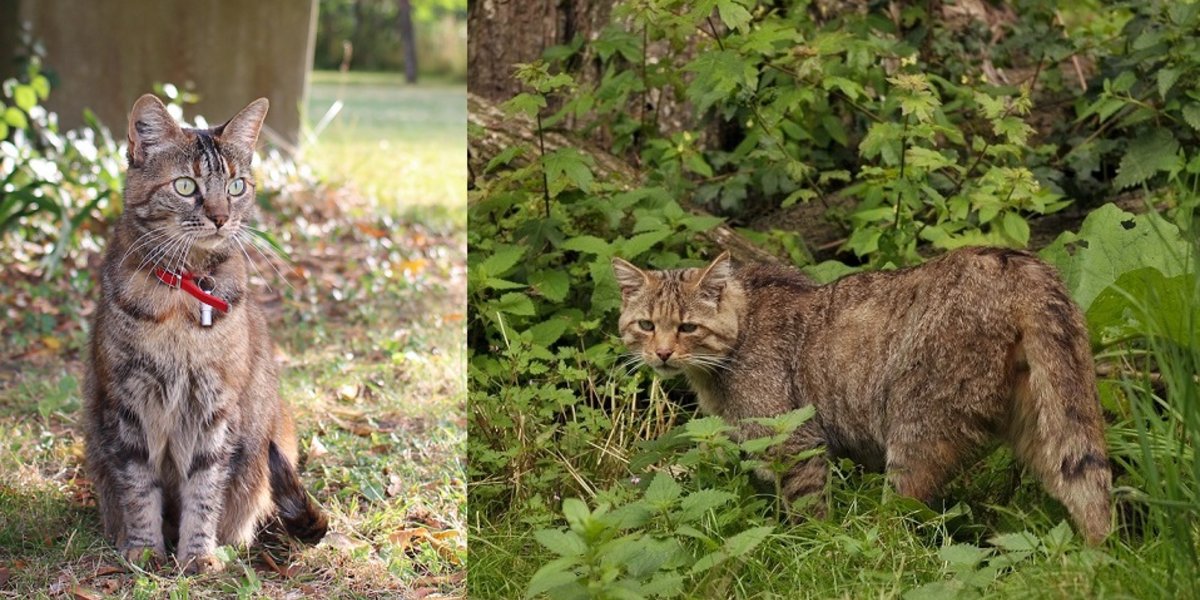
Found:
<box><xmin>84</xmin><ymin>95</ymin><xmax>326</xmax><ymax>574</ymax></box>
<box><xmin>613</xmin><ymin>248</ymin><xmax>1112</xmax><ymax>543</ymax></box>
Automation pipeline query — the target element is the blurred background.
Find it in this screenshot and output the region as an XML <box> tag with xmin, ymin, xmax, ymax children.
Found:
<box><xmin>0</xmin><ymin>1</ymin><xmax>468</xmax><ymax>597</ymax></box>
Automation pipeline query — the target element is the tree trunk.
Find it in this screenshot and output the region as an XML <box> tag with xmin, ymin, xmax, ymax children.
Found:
<box><xmin>397</xmin><ymin>0</ymin><xmax>418</xmax><ymax>83</ymax></box>
<box><xmin>467</xmin><ymin>0</ymin><xmax>613</xmax><ymax>103</ymax></box>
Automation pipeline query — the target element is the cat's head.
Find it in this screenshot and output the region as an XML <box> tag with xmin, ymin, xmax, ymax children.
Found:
<box><xmin>612</xmin><ymin>252</ymin><xmax>741</xmax><ymax>378</ymax></box>
<box><xmin>122</xmin><ymin>94</ymin><xmax>268</xmax><ymax>254</ymax></box>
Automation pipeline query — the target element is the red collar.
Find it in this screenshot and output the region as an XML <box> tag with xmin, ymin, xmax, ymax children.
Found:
<box><xmin>153</xmin><ymin>267</ymin><xmax>230</xmax><ymax>313</ymax></box>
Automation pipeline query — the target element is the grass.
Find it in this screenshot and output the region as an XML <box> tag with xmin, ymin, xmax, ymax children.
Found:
<box><xmin>0</xmin><ymin>73</ymin><xmax>466</xmax><ymax>597</ymax></box>
<box><xmin>305</xmin><ymin>70</ymin><xmax>467</xmax><ymax>229</ymax></box>
<box><xmin>468</xmin><ymin>272</ymin><xmax>1200</xmax><ymax>599</ymax></box>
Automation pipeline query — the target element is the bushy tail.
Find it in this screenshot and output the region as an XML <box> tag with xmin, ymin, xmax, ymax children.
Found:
<box><xmin>268</xmin><ymin>442</ymin><xmax>328</xmax><ymax>543</ymax></box>
<box><xmin>1011</xmin><ymin>292</ymin><xmax>1112</xmax><ymax>544</ymax></box>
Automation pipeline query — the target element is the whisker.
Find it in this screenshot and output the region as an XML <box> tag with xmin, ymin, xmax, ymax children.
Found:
<box><xmin>237</xmin><ymin>230</ymin><xmax>294</xmax><ymax>291</ymax></box>
<box><xmin>233</xmin><ymin>234</ymin><xmax>272</xmax><ymax>293</ymax></box>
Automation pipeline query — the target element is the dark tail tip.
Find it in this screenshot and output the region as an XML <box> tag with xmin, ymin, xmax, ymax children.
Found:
<box><xmin>268</xmin><ymin>441</ymin><xmax>328</xmax><ymax>543</ymax></box>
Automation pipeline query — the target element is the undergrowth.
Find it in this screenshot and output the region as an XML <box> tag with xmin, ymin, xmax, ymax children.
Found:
<box><xmin>468</xmin><ymin>1</ymin><xmax>1200</xmax><ymax>598</ymax></box>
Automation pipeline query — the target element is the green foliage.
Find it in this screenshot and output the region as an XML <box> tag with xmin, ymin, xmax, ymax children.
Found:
<box><xmin>471</xmin><ymin>1</ymin><xmax>1200</xmax><ymax>596</ymax></box>
<box><xmin>313</xmin><ymin>0</ymin><xmax>467</xmax><ymax>78</ymax></box>
<box><xmin>0</xmin><ymin>57</ymin><xmax>123</xmax><ymax>273</ymax></box>
<box><xmin>525</xmin><ymin>412</ymin><xmax>819</xmax><ymax>599</ymax></box>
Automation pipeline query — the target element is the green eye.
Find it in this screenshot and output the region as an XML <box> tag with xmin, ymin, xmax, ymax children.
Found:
<box><xmin>227</xmin><ymin>178</ymin><xmax>246</xmax><ymax>196</ymax></box>
<box><xmin>679</xmin><ymin>323</ymin><xmax>698</xmax><ymax>333</ymax></box>
<box><xmin>637</xmin><ymin>320</ymin><xmax>654</xmax><ymax>332</ymax></box>
<box><xmin>173</xmin><ymin>177</ymin><xmax>197</xmax><ymax>196</ymax></box>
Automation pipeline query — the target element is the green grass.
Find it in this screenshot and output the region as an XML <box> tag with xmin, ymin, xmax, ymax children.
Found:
<box><xmin>0</xmin><ymin>73</ymin><xmax>466</xmax><ymax>598</ymax></box>
<box><xmin>468</xmin><ymin>299</ymin><xmax>1200</xmax><ymax>599</ymax></box>
<box><xmin>304</xmin><ymin>70</ymin><xmax>466</xmax><ymax>228</ymax></box>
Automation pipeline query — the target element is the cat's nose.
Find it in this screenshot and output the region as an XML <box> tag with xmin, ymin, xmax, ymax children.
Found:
<box><xmin>208</xmin><ymin>213</ymin><xmax>228</xmax><ymax>228</ymax></box>
<box><xmin>655</xmin><ymin>349</ymin><xmax>673</xmax><ymax>362</ymax></box>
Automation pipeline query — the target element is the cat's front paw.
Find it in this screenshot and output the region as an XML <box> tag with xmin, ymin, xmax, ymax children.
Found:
<box><xmin>120</xmin><ymin>545</ymin><xmax>166</xmax><ymax>567</ymax></box>
<box><xmin>181</xmin><ymin>553</ymin><xmax>225</xmax><ymax>575</ymax></box>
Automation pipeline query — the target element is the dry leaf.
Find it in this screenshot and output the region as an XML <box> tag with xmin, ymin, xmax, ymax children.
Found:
<box><xmin>71</xmin><ymin>585</ymin><xmax>103</xmax><ymax>600</ymax></box>
<box><xmin>0</xmin><ymin>566</ymin><xmax>9</xmax><ymax>588</ymax></box>
<box><xmin>92</xmin><ymin>564</ymin><xmax>124</xmax><ymax>577</ymax></box>
<box><xmin>308</xmin><ymin>434</ymin><xmax>328</xmax><ymax>459</ymax></box>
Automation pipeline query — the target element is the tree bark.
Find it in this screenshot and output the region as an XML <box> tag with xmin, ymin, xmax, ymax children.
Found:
<box><xmin>397</xmin><ymin>0</ymin><xmax>418</xmax><ymax>83</ymax></box>
<box><xmin>467</xmin><ymin>0</ymin><xmax>613</xmax><ymax>103</ymax></box>
<box><xmin>469</xmin><ymin>93</ymin><xmax>784</xmax><ymax>265</ymax></box>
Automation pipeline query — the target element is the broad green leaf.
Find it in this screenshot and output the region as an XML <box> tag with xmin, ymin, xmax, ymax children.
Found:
<box><xmin>1088</xmin><ymin>267</ymin><xmax>1199</xmax><ymax>347</ymax></box>
<box><xmin>723</xmin><ymin>525</ymin><xmax>774</xmax><ymax>557</ymax></box>
<box><xmin>1112</xmin><ymin>129</ymin><xmax>1179</xmax><ymax>189</ymax></box>
<box><xmin>937</xmin><ymin>543</ymin><xmax>991</xmax><ymax>569</ymax></box>
<box><xmin>4</xmin><ymin>107</ymin><xmax>28</xmax><ymax>129</ymax></box>
<box><xmin>13</xmin><ymin>85</ymin><xmax>36</xmax><ymax>111</ymax></box>
<box><xmin>1157</xmin><ymin>67</ymin><xmax>1181</xmax><ymax>99</ymax></box>
<box><xmin>716</xmin><ymin>0</ymin><xmax>753</xmax><ymax>31</ymax></box>
<box><xmin>481</xmin><ymin>245</ymin><xmax>525</xmax><ymax>277</ymax></box>
<box><xmin>685</xmin><ymin>50</ymin><xmax>758</xmax><ymax>112</ymax></box>
<box><xmin>989</xmin><ymin>531</ymin><xmax>1039</xmax><ymax>552</ymax></box>
<box><xmin>527</xmin><ymin>319</ymin><xmax>569</xmax><ymax>347</ymax></box>
<box><xmin>678</xmin><ymin>489</ymin><xmax>737</xmax><ymax>522</ymax></box>
<box><xmin>642</xmin><ymin>472</ymin><xmax>682</xmax><ymax>507</ymax></box>
<box><xmin>530</xmin><ymin>270</ymin><xmax>569</xmax><ymax>302</ymax></box>
<box><xmin>560</xmin><ymin>235</ymin><xmax>611</xmax><ymax>256</ymax></box>
<box><xmin>543</xmin><ymin>148</ymin><xmax>594</xmax><ymax>194</ymax></box>
<box><xmin>1039</xmin><ymin>203</ymin><xmax>1190</xmax><ymax>314</ymax></box>
<box><xmin>998</xmin><ymin>212</ymin><xmax>1030</xmax><ymax>247</ymax></box>
<box><xmin>486</xmin><ymin>146</ymin><xmax>524</xmax><ymax>173</ymax></box>
<box><xmin>502</xmin><ymin>92</ymin><xmax>546</xmax><ymax>119</ymax></box>
<box><xmin>1182</xmin><ymin>104</ymin><xmax>1200</xmax><ymax>131</ymax></box>
<box><xmin>534</xmin><ymin>529</ymin><xmax>587</xmax><ymax>557</ymax></box>
<box><xmin>525</xmin><ymin>559</ymin><xmax>580</xmax><ymax>598</ymax></box>
<box><xmin>31</xmin><ymin>75</ymin><xmax>50</xmax><ymax>100</ymax></box>
<box><xmin>562</xmin><ymin>498</ymin><xmax>590</xmax><ymax>531</ymax></box>
<box><xmin>621</xmin><ymin>230</ymin><xmax>672</xmax><ymax>259</ymax></box>
<box><xmin>495</xmin><ymin>292</ymin><xmax>536</xmax><ymax>316</ymax></box>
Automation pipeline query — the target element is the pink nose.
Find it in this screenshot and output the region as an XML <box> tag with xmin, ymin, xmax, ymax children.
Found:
<box><xmin>656</xmin><ymin>349</ymin><xmax>673</xmax><ymax>362</ymax></box>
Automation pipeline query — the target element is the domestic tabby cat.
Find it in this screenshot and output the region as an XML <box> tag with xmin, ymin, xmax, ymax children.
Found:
<box><xmin>612</xmin><ymin>247</ymin><xmax>1111</xmax><ymax>543</ymax></box>
<box><xmin>84</xmin><ymin>95</ymin><xmax>326</xmax><ymax>574</ymax></box>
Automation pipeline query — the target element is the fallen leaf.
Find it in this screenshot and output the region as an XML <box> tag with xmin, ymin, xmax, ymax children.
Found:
<box><xmin>399</xmin><ymin>258</ymin><xmax>427</xmax><ymax>276</ymax></box>
<box><xmin>0</xmin><ymin>566</ymin><xmax>9</xmax><ymax>587</ymax></box>
<box><xmin>336</xmin><ymin>384</ymin><xmax>360</xmax><ymax>402</ymax></box>
<box><xmin>308</xmin><ymin>434</ymin><xmax>328</xmax><ymax>459</ymax></box>
<box><xmin>93</xmin><ymin>564</ymin><xmax>124</xmax><ymax>577</ymax></box>
<box><xmin>258</xmin><ymin>550</ymin><xmax>301</xmax><ymax>578</ymax></box>
<box><xmin>71</xmin><ymin>585</ymin><xmax>103</xmax><ymax>600</ymax></box>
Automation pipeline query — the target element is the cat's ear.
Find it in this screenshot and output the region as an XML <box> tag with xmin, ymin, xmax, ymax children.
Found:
<box><xmin>127</xmin><ymin>94</ymin><xmax>183</xmax><ymax>168</ymax></box>
<box><xmin>216</xmin><ymin>97</ymin><xmax>269</xmax><ymax>149</ymax></box>
<box><xmin>693</xmin><ymin>251</ymin><xmax>732</xmax><ymax>301</ymax></box>
<box><xmin>612</xmin><ymin>257</ymin><xmax>650</xmax><ymax>299</ymax></box>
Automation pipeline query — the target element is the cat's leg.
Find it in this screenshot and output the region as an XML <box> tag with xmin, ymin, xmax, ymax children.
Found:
<box><xmin>175</xmin><ymin>425</ymin><xmax>232</xmax><ymax>574</ymax></box>
<box><xmin>114</xmin><ymin>451</ymin><xmax>167</xmax><ymax>564</ymax></box>
<box><xmin>760</xmin><ymin>424</ymin><xmax>829</xmax><ymax>519</ymax></box>
<box><xmin>884</xmin><ymin>428</ymin><xmax>971</xmax><ymax>506</ymax></box>
<box><xmin>107</xmin><ymin>394</ymin><xmax>167</xmax><ymax>564</ymax></box>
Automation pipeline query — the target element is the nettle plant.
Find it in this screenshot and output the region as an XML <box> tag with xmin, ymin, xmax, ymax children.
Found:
<box><xmin>468</xmin><ymin>62</ymin><xmax>723</xmax><ymax>510</ymax></box>
<box><xmin>531</xmin><ymin>0</ymin><xmax>1073</xmax><ymax>267</ymax></box>
<box><xmin>524</xmin><ymin>412</ymin><xmax>811</xmax><ymax>599</ymax></box>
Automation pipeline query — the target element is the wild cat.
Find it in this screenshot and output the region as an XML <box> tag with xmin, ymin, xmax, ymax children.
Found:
<box><xmin>84</xmin><ymin>94</ymin><xmax>326</xmax><ymax>574</ymax></box>
<box><xmin>612</xmin><ymin>248</ymin><xmax>1111</xmax><ymax>543</ymax></box>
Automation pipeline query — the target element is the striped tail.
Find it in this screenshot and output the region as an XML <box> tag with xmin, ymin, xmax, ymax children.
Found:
<box><xmin>268</xmin><ymin>441</ymin><xmax>328</xmax><ymax>543</ymax></box>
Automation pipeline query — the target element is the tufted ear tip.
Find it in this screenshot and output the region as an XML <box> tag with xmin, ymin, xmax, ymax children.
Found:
<box><xmin>612</xmin><ymin>256</ymin><xmax>650</xmax><ymax>298</ymax></box>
